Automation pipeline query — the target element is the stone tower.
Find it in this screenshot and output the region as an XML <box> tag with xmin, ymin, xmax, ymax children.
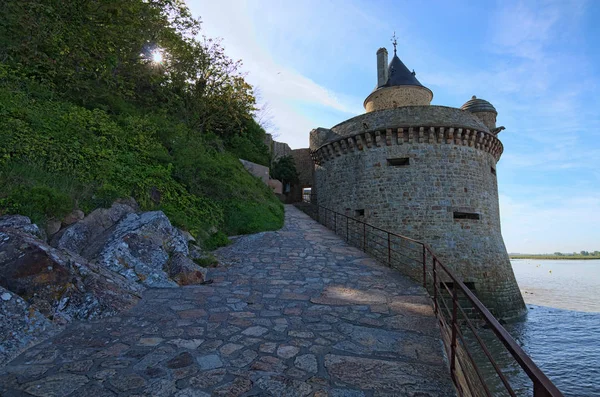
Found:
<box><xmin>309</xmin><ymin>44</ymin><xmax>526</xmax><ymax>320</ymax></box>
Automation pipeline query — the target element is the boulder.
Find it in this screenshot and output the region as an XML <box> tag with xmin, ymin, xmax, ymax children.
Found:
<box><xmin>62</xmin><ymin>209</ymin><xmax>85</xmax><ymax>226</ymax></box>
<box><xmin>0</xmin><ymin>286</ymin><xmax>60</xmax><ymax>367</ymax></box>
<box><xmin>166</xmin><ymin>253</ymin><xmax>207</xmax><ymax>286</ymax></box>
<box><xmin>46</xmin><ymin>219</ymin><xmax>62</xmax><ymax>236</ymax></box>
<box><xmin>0</xmin><ymin>215</ymin><xmax>46</xmax><ymax>240</ymax></box>
<box><xmin>81</xmin><ymin>211</ymin><xmax>189</xmax><ymax>288</ymax></box>
<box><xmin>0</xmin><ymin>229</ymin><xmax>143</xmax><ymax>325</ymax></box>
<box><xmin>51</xmin><ymin>202</ymin><xmax>136</xmax><ymax>255</ymax></box>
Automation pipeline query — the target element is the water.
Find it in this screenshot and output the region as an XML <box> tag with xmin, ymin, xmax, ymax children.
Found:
<box><xmin>490</xmin><ymin>260</ymin><xmax>600</xmax><ymax>396</ymax></box>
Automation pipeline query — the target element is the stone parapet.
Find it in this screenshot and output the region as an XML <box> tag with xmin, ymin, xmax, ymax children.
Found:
<box><xmin>311</xmin><ymin>125</ymin><xmax>503</xmax><ymax>165</ymax></box>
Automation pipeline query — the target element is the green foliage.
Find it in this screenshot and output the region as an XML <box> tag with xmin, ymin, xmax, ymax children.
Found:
<box><xmin>271</xmin><ymin>155</ymin><xmax>299</xmax><ymax>186</ymax></box>
<box><xmin>0</xmin><ymin>0</ymin><xmax>256</xmax><ymax>137</ymax></box>
<box><xmin>225</xmin><ymin>119</ymin><xmax>270</xmax><ymax>166</ymax></box>
<box><xmin>0</xmin><ymin>185</ymin><xmax>72</xmax><ymax>225</ymax></box>
<box><xmin>193</xmin><ymin>254</ymin><xmax>219</xmax><ymax>268</ymax></box>
<box><xmin>203</xmin><ymin>231</ymin><xmax>231</xmax><ymax>251</ymax></box>
<box><xmin>0</xmin><ymin>0</ymin><xmax>284</xmax><ymax>240</ymax></box>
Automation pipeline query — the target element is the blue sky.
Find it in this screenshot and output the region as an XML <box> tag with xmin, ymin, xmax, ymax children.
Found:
<box><xmin>188</xmin><ymin>0</ymin><xmax>600</xmax><ymax>254</ymax></box>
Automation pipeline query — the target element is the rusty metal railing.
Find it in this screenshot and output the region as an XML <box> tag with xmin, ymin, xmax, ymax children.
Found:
<box><xmin>297</xmin><ymin>196</ymin><xmax>563</xmax><ymax>397</ymax></box>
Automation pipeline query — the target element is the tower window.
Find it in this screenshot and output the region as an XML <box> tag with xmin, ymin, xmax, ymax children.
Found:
<box><xmin>454</xmin><ymin>212</ymin><xmax>480</xmax><ymax>220</ymax></box>
<box><xmin>387</xmin><ymin>157</ymin><xmax>410</xmax><ymax>166</ymax></box>
<box><xmin>491</xmin><ymin>167</ymin><xmax>496</xmax><ymax>176</ymax></box>
<box><xmin>355</xmin><ymin>209</ymin><xmax>365</xmax><ymax>217</ymax></box>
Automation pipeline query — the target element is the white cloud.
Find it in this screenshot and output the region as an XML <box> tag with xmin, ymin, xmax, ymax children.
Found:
<box><xmin>188</xmin><ymin>0</ymin><xmax>363</xmax><ymax>148</ymax></box>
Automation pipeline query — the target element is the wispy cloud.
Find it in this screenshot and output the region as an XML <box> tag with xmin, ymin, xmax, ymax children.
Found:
<box><xmin>188</xmin><ymin>0</ymin><xmax>364</xmax><ymax>148</ymax></box>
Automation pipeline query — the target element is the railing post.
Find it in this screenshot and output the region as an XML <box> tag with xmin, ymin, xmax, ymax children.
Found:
<box><xmin>450</xmin><ymin>281</ymin><xmax>458</xmax><ymax>379</ymax></box>
<box><xmin>334</xmin><ymin>212</ymin><xmax>337</xmax><ymax>235</ymax></box>
<box><xmin>422</xmin><ymin>245</ymin><xmax>427</xmax><ymax>288</ymax></box>
<box><xmin>433</xmin><ymin>258</ymin><xmax>438</xmax><ymax>315</ymax></box>
<box><xmin>346</xmin><ymin>217</ymin><xmax>349</xmax><ymax>242</ymax></box>
<box><xmin>363</xmin><ymin>223</ymin><xmax>366</xmax><ymax>252</ymax></box>
<box><xmin>387</xmin><ymin>233</ymin><xmax>391</xmax><ymax>267</ymax></box>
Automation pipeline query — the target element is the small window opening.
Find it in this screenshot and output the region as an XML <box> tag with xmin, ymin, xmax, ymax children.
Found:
<box><xmin>387</xmin><ymin>157</ymin><xmax>410</xmax><ymax>166</ymax></box>
<box><xmin>355</xmin><ymin>209</ymin><xmax>365</xmax><ymax>217</ymax></box>
<box><xmin>491</xmin><ymin>167</ymin><xmax>496</xmax><ymax>176</ymax></box>
<box><xmin>454</xmin><ymin>212</ymin><xmax>480</xmax><ymax>220</ymax></box>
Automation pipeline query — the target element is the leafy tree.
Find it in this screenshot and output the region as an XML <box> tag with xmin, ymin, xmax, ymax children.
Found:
<box><xmin>271</xmin><ymin>156</ymin><xmax>299</xmax><ymax>187</ymax></box>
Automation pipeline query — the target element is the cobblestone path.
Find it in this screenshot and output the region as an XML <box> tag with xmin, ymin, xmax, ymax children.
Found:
<box><xmin>0</xmin><ymin>205</ymin><xmax>454</xmax><ymax>397</ymax></box>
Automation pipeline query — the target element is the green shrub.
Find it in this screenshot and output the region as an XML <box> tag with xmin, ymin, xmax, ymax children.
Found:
<box><xmin>203</xmin><ymin>231</ymin><xmax>231</xmax><ymax>251</ymax></box>
<box><xmin>193</xmin><ymin>254</ymin><xmax>219</xmax><ymax>268</ymax></box>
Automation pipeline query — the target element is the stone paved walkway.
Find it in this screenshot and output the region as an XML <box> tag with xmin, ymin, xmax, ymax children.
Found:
<box><xmin>0</xmin><ymin>205</ymin><xmax>454</xmax><ymax>397</ymax></box>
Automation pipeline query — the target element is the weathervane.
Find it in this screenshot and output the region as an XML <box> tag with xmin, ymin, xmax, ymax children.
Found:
<box><xmin>391</xmin><ymin>31</ymin><xmax>398</xmax><ymax>55</ymax></box>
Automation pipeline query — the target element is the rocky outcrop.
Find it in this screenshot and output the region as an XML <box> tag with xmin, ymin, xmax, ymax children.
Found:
<box><xmin>51</xmin><ymin>202</ymin><xmax>136</xmax><ymax>255</ymax></box>
<box><xmin>80</xmin><ymin>211</ymin><xmax>191</xmax><ymax>288</ymax></box>
<box><xmin>0</xmin><ymin>215</ymin><xmax>46</xmax><ymax>240</ymax></box>
<box><xmin>0</xmin><ymin>286</ymin><xmax>60</xmax><ymax>367</ymax></box>
<box><xmin>0</xmin><ymin>203</ymin><xmax>211</xmax><ymax>366</ymax></box>
<box><xmin>0</xmin><ymin>228</ymin><xmax>143</xmax><ymax>324</ymax></box>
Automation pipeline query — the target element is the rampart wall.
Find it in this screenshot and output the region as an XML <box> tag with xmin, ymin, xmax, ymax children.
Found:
<box><xmin>310</xmin><ymin>107</ymin><xmax>525</xmax><ymax>320</ymax></box>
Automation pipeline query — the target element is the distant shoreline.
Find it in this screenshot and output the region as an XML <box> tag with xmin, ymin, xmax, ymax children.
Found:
<box><xmin>510</xmin><ymin>255</ymin><xmax>600</xmax><ymax>260</ymax></box>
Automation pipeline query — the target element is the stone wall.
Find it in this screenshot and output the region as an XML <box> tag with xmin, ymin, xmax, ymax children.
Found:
<box><xmin>239</xmin><ymin>159</ymin><xmax>270</xmax><ymax>184</ymax></box>
<box><xmin>310</xmin><ymin>106</ymin><xmax>490</xmax><ymax>150</ymax></box>
<box><xmin>364</xmin><ymin>86</ymin><xmax>432</xmax><ymax>112</ymax></box>
<box><xmin>311</xmin><ymin>114</ymin><xmax>525</xmax><ymax>320</ymax></box>
<box><xmin>291</xmin><ymin>149</ymin><xmax>314</xmax><ymax>187</ymax></box>
<box><xmin>272</xmin><ymin>141</ymin><xmax>292</xmax><ymax>160</ymax></box>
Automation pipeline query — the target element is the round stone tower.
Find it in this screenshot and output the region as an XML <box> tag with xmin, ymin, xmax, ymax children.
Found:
<box><xmin>309</xmin><ymin>45</ymin><xmax>526</xmax><ymax>321</ymax></box>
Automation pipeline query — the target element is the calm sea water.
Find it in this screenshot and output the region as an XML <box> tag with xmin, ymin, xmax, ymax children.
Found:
<box><xmin>495</xmin><ymin>260</ymin><xmax>600</xmax><ymax>396</ymax></box>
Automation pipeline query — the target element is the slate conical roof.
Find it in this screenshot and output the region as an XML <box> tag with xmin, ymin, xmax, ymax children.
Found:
<box><xmin>383</xmin><ymin>54</ymin><xmax>424</xmax><ymax>88</ymax></box>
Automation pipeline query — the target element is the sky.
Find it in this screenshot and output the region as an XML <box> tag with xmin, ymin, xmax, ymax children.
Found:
<box><xmin>187</xmin><ymin>0</ymin><xmax>600</xmax><ymax>254</ymax></box>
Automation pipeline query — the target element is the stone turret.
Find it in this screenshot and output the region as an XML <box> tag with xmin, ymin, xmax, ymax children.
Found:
<box><xmin>461</xmin><ymin>96</ymin><xmax>497</xmax><ymax>131</ymax></box>
<box><xmin>364</xmin><ymin>45</ymin><xmax>433</xmax><ymax>112</ymax></box>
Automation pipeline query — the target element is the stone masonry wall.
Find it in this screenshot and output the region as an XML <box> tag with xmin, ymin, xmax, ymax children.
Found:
<box><xmin>291</xmin><ymin>148</ymin><xmax>314</xmax><ymax>187</ymax></box>
<box><xmin>312</xmin><ymin>117</ymin><xmax>525</xmax><ymax>320</ymax></box>
<box><xmin>272</xmin><ymin>141</ymin><xmax>292</xmax><ymax>160</ymax></box>
<box><xmin>364</xmin><ymin>86</ymin><xmax>432</xmax><ymax>112</ymax></box>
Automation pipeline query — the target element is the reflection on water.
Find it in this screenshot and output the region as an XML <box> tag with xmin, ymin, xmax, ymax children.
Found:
<box><xmin>475</xmin><ymin>260</ymin><xmax>600</xmax><ymax>396</ymax></box>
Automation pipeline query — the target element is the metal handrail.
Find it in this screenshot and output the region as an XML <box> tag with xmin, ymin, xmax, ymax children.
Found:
<box><xmin>297</xmin><ymin>196</ymin><xmax>563</xmax><ymax>397</ymax></box>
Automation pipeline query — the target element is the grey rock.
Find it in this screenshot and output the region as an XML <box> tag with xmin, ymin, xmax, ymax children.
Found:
<box><xmin>277</xmin><ymin>345</ymin><xmax>300</xmax><ymax>359</ymax></box>
<box><xmin>51</xmin><ymin>202</ymin><xmax>136</xmax><ymax>256</ymax></box>
<box><xmin>188</xmin><ymin>368</ymin><xmax>226</xmax><ymax>388</ymax></box>
<box><xmin>62</xmin><ymin>209</ymin><xmax>85</xmax><ymax>226</ymax></box>
<box><xmin>196</xmin><ymin>354</ymin><xmax>223</xmax><ymax>370</ymax></box>
<box><xmin>175</xmin><ymin>389</ymin><xmax>211</xmax><ymax>397</ymax></box>
<box><xmin>23</xmin><ymin>373</ymin><xmax>89</xmax><ymax>397</ymax></box>
<box><xmin>0</xmin><ymin>215</ymin><xmax>46</xmax><ymax>240</ymax></box>
<box><xmin>242</xmin><ymin>326</ymin><xmax>268</xmax><ymax>336</ymax></box>
<box><xmin>166</xmin><ymin>253</ymin><xmax>207</xmax><ymax>286</ymax></box>
<box><xmin>294</xmin><ymin>354</ymin><xmax>317</xmax><ymax>373</ymax></box>
<box><xmin>0</xmin><ymin>228</ymin><xmax>142</xmax><ymax>325</ymax></box>
<box><xmin>255</xmin><ymin>375</ymin><xmax>312</xmax><ymax>397</ymax></box>
<box><xmin>84</xmin><ymin>211</ymin><xmax>189</xmax><ymax>288</ymax></box>
<box><xmin>0</xmin><ymin>286</ymin><xmax>60</xmax><ymax>367</ymax></box>
<box><xmin>46</xmin><ymin>219</ymin><xmax>62</xmax><ymax>236</ymax></box>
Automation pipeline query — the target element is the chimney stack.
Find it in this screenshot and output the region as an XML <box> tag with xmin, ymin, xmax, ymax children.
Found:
<box><xmin>376</xmin><ymin>48</ymin><xmax>388</xmax><ymax>88</ymax></box>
